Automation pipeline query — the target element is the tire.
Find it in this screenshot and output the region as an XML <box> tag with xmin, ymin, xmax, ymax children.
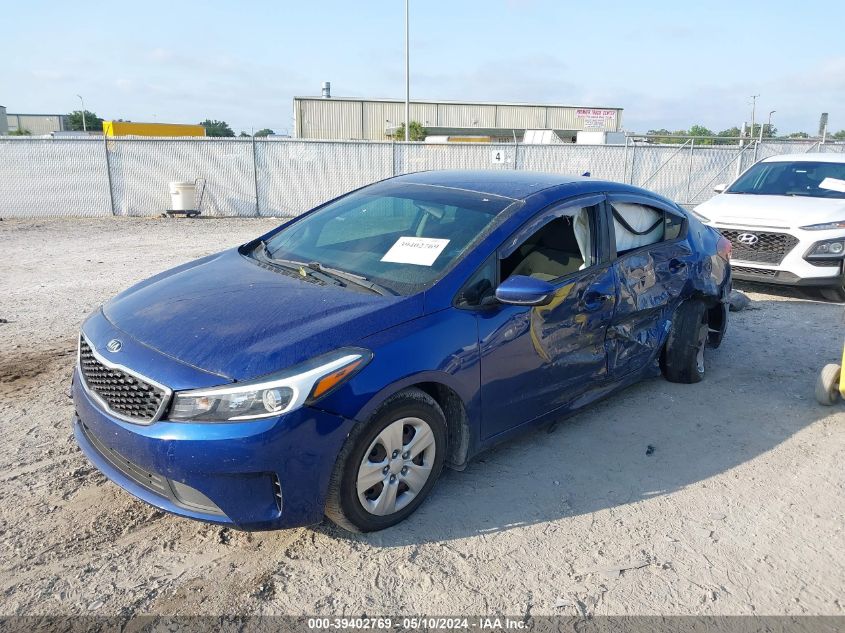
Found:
<box><xmin>662</xmin><ymin>300</ymin><xmax>709</xmax><ymax>384</ymax></box>
<box><xmin>324</xmin><ymin>388</ymin><xmax>447</xmax><ymax>533</ymax></box>
<box><xmin>819</xmin><ymin>285</ymin><xmax>845</xmax><ymax>302</ymax></box>
<box><xmin>815</xmin><ymin>364</ymin><xmax>841</xmax><ymax>406</ymax></box>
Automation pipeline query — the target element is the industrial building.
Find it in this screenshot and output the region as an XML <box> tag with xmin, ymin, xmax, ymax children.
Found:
<box><xmin>293</xmin><ymin>89</ymin><xmax>623</xmax><ymax>142</ymax></box>
<box><xmin>5</xmin><ymin>112</ymin><xmax>69</xmax><ymax>135</ymax></box>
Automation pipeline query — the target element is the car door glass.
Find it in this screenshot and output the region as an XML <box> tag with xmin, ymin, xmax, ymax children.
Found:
<box><xmin>501</xmin><ymin>206</ymin><xmax>596</xmax><ymax>282</ymax></box>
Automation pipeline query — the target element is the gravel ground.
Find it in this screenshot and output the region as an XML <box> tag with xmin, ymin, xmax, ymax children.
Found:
<box><xmin>1</xmin><ymin>217</ymin><xmax>843</xmax><ymax>617</ymax></box>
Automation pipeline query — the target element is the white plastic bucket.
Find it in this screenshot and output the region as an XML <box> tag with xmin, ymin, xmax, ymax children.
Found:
<box><xmin>169</xmin><ymin>181</ymin><xmax>197</xmax><ymax>211</ymax></box>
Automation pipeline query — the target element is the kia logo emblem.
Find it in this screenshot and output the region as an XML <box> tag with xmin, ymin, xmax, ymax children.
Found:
<box><xmin>106</xmin><ymin>339</ymin><xmax>122</xmax><ymax>353</ymax></box>
<box><xmin>737</xmin><ymin>233</ymin><xmax>759</xmax><ymax>246</ymax></box>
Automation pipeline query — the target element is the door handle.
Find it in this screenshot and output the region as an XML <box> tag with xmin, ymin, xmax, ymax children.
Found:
<box><xmin>581</xmin><ymin>291</ymin><xmax>610</xmax><ymax>311</ymax></box>
<box><xmin>669</xmin><ymin>259</ymin><xmax>687</xmax><ymax>273</ymax></box>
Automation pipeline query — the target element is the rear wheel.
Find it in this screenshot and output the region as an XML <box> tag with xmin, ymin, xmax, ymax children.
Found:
<box><xmin>324</xmin><ymin>388</ymin><xmax>447</xmax><ymax>533</ymax></box>
<box><xmin>815</xmin><ymin>364</ymin><xmax>841</xmax><ymax>406</ymax></box>
<box><xmin>662</xmin><ymin>300</ymin><xmax>709</xmax><ymax>384</ymax></box>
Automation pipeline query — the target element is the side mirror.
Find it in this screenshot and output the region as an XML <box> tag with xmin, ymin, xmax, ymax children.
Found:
<box><xmin>495</xmin><ymin>275</ymin><xmax>555</xmax><ymax>306</ymax></box>
<box><xmin>713</xmin><ymin>183</ymin><xmax>727</xmax><ymax>193</ymax></box>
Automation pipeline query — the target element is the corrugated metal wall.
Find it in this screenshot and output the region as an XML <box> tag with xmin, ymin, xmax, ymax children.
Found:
<box><xmin>7</xmin><ymin>114</ymin><xmax>67</xmax><ymax>135</ymax></box>
<box><xmin>295</xmin><ymin>98</ymin><xmax>623</xmax><ymax>140</ymax></box>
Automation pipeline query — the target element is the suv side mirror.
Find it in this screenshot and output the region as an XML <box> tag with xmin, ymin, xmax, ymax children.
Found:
<box><xmin>713</xmin><ymin>183</ymin><xmax>727</xmax><ymax>193</ymax></box>
<box><xmin>495</xmin><ymin>275</ymin><xmax>555</xmax><ymax>306</ymax></box>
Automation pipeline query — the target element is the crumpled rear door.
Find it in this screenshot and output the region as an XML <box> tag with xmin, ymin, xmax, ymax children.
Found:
<box><xmin>605</xmin><ymin>195</ymin><xmax>694</xmax><ymax>377</ymax></box>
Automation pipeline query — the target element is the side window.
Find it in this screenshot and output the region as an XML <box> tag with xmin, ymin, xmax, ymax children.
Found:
<box><xmin>611</xmin><ymin>202</ymin><xmax>684</xmax><ymax>256</ymax></box>
<box><xmin>501</xmin><ymin>206</ymin><xmax>596</xmax><ymax>282</ymax></box>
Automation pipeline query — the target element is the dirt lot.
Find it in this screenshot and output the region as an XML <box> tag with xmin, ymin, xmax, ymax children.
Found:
<box><xmin>1</xmin><ymin>217</ymin><xmax>843</xmax><ymax>617</ymax></box>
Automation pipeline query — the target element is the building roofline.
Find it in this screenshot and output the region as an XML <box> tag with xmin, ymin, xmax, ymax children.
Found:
<box><xmin>7</xmin><ymin>113</ymin><xmax>67</xmax><ymax>117</ymax></box>
<box><xmin>293</xmin><ymin>96</ymin><xmax>623</xmax><ymax>111</ymax></box>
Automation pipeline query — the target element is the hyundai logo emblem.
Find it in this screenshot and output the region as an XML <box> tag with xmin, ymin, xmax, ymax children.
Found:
<box><xmin>106</xmin><ymin>339</ymin><xmax>122</xmax><ymax>353</ymax></box>
<box><xmin>737</xmin><ymin>233</ymin><xmax>760</xmax><ymax>246</ymax></box>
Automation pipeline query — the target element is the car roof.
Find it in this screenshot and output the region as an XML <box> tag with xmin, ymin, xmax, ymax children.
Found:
<box><xmin>761</xmin><ymin>153</ymin><xmax>845</xmax><ymax>164</ymax></box>
<box><xmin>391</xmin><ymin>170</ymin><xmax>590</xmax><ymax>200</ymax></box>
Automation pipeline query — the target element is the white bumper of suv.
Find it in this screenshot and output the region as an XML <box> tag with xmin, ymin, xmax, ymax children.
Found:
<box><xmin>713</xmin><ymin>223</ymin><xmax>844</xmax><ymax>287</ymax></box>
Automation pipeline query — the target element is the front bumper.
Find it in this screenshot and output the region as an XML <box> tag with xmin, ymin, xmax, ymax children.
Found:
<box><xmin>72</xmin><ymin>367</ymin><xmax>355</xmax><ymax>530</ymax></box>
<box><xmin>715</xmin><ymin>224</ymin><xmax>844</xmax><ymax>288</ymax></box>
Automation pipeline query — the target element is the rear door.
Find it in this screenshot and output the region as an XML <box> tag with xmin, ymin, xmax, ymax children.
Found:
<box><xmin>605</xmin><ymin>193</ymin><xmax>692</xmax><ymax>377</ymax></box>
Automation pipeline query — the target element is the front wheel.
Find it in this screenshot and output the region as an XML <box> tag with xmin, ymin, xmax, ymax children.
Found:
<box><xmin>324</xmin><ymin>388</ymin><xmax>447</xmax><ymax>533</ymax></box>
<box><xmin>662</xmin><ymin>300</ymin><xmax>709</xmax><ymax>384</ymax></box>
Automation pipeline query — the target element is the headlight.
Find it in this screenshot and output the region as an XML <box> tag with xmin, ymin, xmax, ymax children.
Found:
<box><xmin>167</xmin><ymin>348</ymin><xmax>372</xmax><ymax>422</ymax></box>
<box><xmin>800</xmin><ymin>220</ymin><xmax>845</xmax><ymax>231</ymax></box>
<box><xmin>806</xmin><ymin>239</ymin><xmax>845</xmax><ymax>260</ymax></box>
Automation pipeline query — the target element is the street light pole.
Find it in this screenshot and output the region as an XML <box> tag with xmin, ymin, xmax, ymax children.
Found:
<box><xmin>404</xmin><ymin>0</ymin><xmax>410</xmax><ymax>142</ymax></box>
<box><xmin>749</xmin><ymin>94</ymin><xmax>759</xmax><ymax>144</ymax></box>
<box><xmin>76</xmin><ymin>94</ymin><xmax>87</xmax><ymax>132</ymax></box>
<box><xmin>760</xmin><ymin>110</ymin><xmax>775</xmax><ymax>143</ymax></box>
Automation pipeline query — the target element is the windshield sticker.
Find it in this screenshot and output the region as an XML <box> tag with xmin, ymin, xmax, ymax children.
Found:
<box><xmin>381</xmin><ymin>237</ymin><xmax>450</xmax><ymax>266</ymax></box>
<box><xmin>819</xmin><ymin>177</ymin><xmax>845</xmax><ymax>193</ymax></box>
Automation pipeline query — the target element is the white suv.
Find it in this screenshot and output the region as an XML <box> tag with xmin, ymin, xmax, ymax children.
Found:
<box><xmin>694</xmin><ymin>153</ymin><xmax>845</xmax><ymax>301</ymax></box>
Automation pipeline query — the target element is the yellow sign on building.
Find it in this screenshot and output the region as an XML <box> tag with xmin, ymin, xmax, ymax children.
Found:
<box><xmin>102</xmin><ymin>121</ymin><xmax>206</xmax><ymax>137</ymax></box>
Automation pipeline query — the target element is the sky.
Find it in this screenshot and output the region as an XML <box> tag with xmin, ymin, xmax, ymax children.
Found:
<box><xmin>2</xmin><ymin>0</ymin><xmax>844</xmax><ymax>136</ymax></box>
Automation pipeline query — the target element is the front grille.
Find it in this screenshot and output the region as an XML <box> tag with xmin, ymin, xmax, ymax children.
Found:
<box><xmin>719</xmin><ymin>229</ymin><xmax>798</xmax><ymax>265</ymax></box>
<box><xmin>79</xmin><ymin>336</ymin><xmax>167</xmax><ymax>424</ymax></box>
<box><xmin>732</xmin><ymin>265</ymin><xmax>777</xmax><ymax>277</ymax></box>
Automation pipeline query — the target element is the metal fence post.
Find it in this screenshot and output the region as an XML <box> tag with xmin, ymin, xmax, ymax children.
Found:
<box><xmin>629</xmin><ymin>141</ymin><xmax>637</xmax><ymax>184</ymax></box>
<box><xmin>622</xmin><ymin>136</ymin><xmax>629</xmax><ymax>183</ymax></box>
<box><xmin>686</xmin><ymin>138</ymin><xmax>695</xmax><ymax>205</ymax></box>
<box><xmin>513</xmin><ymin>141</ymin><xmax>519</xmax><ymax>170</ymax></box>
<box><xmin>251</xmin><ymin>135</ymin><xmax>260</xmax><ymax>216</ymax></box>
<box><xmin>103</xmin><ymin>135</ymin><xmax>116</xmax><ymax>216</ymax></box>
<box><xmin>392</xmin><ymin>141</ymin><xmax>397</xmax><ymax>176</ymax></box>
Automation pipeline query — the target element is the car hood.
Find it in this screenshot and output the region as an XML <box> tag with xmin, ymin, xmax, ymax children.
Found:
<box><xmin>695</xmin><ymin>193</ymin><xmax>845</xmax><ymax>229</ymax></box>
<box><xmin>102</xmin><ymin>249</ymin><xmax>425</xmax><ymax>380</ymax></box>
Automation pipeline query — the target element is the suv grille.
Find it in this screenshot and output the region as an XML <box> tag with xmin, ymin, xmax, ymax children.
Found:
<box><xmin>719</xmin><ymin>229</ymin><xmax>798</xmax><ymax>265</ymax></box>
<box><xmin>79</xmin><ymin>336</ymin><xmax>168</xmax><ymax>424</ymax></box>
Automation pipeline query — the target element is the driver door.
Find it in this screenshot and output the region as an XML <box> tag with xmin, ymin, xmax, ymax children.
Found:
<box><xmin>475</xmin><ymin>195</ymin><xmax>616</xmax><ymax>440</ymax></box>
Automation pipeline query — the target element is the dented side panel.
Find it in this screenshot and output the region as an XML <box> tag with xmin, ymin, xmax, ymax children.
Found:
<box><xmin>608</xmin><ymin>240</ymin><xmax>694</xmax><ymax>377</ymax></box>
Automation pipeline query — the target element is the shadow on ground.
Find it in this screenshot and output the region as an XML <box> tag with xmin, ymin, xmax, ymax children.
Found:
<box><xmin>315</xmin><ymin>296</ymin><xmax>841</xmax><ymax>547</ymax></box>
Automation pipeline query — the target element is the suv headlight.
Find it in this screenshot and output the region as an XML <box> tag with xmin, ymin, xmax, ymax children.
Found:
<box><xmin>167</xmin><ymin>348</ymin><xmax>371</xmax><ymax>422</ymax></box>
<box><xmin>806</xmin><ymin>239</ymin><xmax>845</xmax><ymax>260</ymax></box>
<box><xmin>800</xmin><ymin>220</ymin><xmax>845</xmax><ymax>231</ymax></box>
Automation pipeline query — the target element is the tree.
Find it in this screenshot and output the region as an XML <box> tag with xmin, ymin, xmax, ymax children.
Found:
<box><xmin>714</xmin><ymin>127</ymin><xmax>742</xmax><ymax>145</ymax></box>
<box><xmin>748</xmin><ymin>123</ymin><xmax>777</xmax><ymax>139</ymax></box>
<box><xmin>391</xmin><ymin>120</ymin><xmax>427</xmax><ymax>141</ymax></box>
<box><xmin>238</xmin><ymin>131</ymin><xmax>251</xmax><ymax>137</ymax></box>
<box><xmin>688</xmin><ymin>124</ymin><xmax>715</xmax><ymax>145</ymax></box>
<box><xmin>199</xmin><ymin>119</ymin><xmax>234</xmax><ymax>137</ymax></box>
<box><xmin>787</xmin><ymin>131</ymin><xmax>810</xmax><ymax>139</ymax></box>
<box><xmin>832</xmin><ymin>130</ymin><xmax>845</xmax><ymax>140</ymax></box>
<box><xmin>254</xmin><ymin>128</ymin><xmax>274</xmax><ymax>137</ymax></box>
<box><xmin>67</xmin><ymin>110</ymin><xmax>103</xmax><ymax>132</ymax></box>
<box><xmin>9</xmin><ymin>128</ymin><xmax>32</xmax><ymax>136</ymax></box>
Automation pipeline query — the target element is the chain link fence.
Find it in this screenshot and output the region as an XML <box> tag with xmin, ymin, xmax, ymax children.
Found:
<box><xmin>1</xmin><ymin>136</ymin><xmax>843</xmax><ymax>218</ymax></box>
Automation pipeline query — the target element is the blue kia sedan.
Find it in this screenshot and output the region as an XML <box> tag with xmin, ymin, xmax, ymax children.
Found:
<box><xmin>72</xmin><ymin>171</ymin><xmax>731</xmax><ymax>532</ymax></box>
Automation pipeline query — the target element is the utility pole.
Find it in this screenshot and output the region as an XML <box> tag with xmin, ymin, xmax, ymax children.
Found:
<box><xmin>749</xmin><ymin>94</ymin><xmax>759</xmax><ymax>143</ymax></box>
<box><xmin>77</xmin><ymin>94</ymin><xmax>87</xmax><ymax>132</ymax></box>
<box><xmin>404</xmin><ymin>0</ymin><xmax>410</xmax><ymax>142</ymax></box>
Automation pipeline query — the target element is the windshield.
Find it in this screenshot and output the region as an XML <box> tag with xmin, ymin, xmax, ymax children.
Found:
<box><xmin>257</xmin><ymin>182</ymin><xmax>515</xmax><ymax>296</ymax></box>
<box><xmin>727</xmin><ymin>161</ymin><xmax>845</xmax><ymax>199</ymax></box>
